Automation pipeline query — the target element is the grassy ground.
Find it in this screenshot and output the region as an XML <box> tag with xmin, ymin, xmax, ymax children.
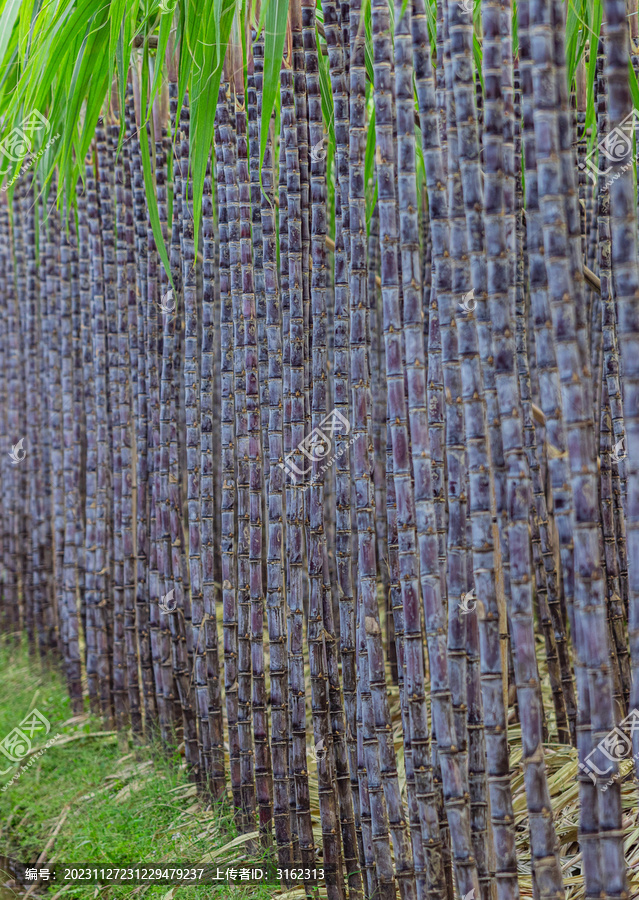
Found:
<box><xmin>0</xmin><ymin>638</ymin><xmax>312</xmax><ymax>899</ymax></box>
<box><xmin>2</xmin><ymin>629</ymin><xmax>639</xmax><ymax>900</ymax></box>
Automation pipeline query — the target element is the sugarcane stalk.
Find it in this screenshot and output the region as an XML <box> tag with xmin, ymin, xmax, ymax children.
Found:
<box><xmin>282</xmin><ymin>47</ymin><xmax>316</xmax><ymax>868</ymax></box>
<box><xmin>201</xmin><ymin>149</ymin><xmax>226</xmax><ymax>797</ymax></box>
<box><xmin>247</xmin><ymin>67</ymin><xmax>270</xmax><ymax>489</ymax></box>
<box><xmin>352</xmin><ymin>0</ymin><xmax>418</xmax><ymax>895</ymax></box>
<box><xmin>127</xmin><ymin>85</ymin><xmax>160</xmax><ymax>734</ymax></box>
<box><xmin>599</xmin><ymin>381</ymin><xmax>629</xmax><ymax>720</ymax></box>
<box><xmin>604</xmin><ymin>0</ymin><xmax>639</xmax><ymax>803</ymax></box>
<box><xmin>278</xmin><ymin>121</ymin><xmax>301</xmax><ymax>864</ymax></box>
<box><xmin>12</xmin><ymin>182</ymin><xmax>29</xmax><ymax>649</ymax></box>
<box><xmin>215</xmin><ymin>82</ymin><xmax>242</xmax><ymax>817</ymax></box>
<box><xmin>107</xmin><ymin>134</ymin><xmax>127</xmax><ymax>736</ymax></box>
<box><xmin>22</xmin><ymin>174</ymin><xmax>47</xmax><ymax>661</ymax></box>
<box><xmin>113</xmin><ymin>119</ymin><xmax>142</xmax><ymax>736</ymax></box>
<box><xmin>60</xmin><ymin>201</ymin><xmax>84</xmax><ymax>715</ymax></box>
<box><xmin>44</xmin><ymin>182</ymin><xmax>67</xmax><ymax>676</ymax></box>
<box><xmin>291</xmin><ymin>4</ymin><xmax>311</xmax><ymax>450</ymax></box>
<box><xmin>304</xmin><ymin>2</ymin><xmax>360</xmax><ymax>894</ymax></box>
<box><xmin>254</xmin><ymin>36</ymin><xmax>295</xmax><ymax>867</ymax></box>
<box><xmin>86</xmin><ymin>151</ymin><xmax>115</xmax><ymax>727</ymax></box>
<box><xmin>77</xmin><ymin>175</ymin><xmax>99</xmax><ymax>713</ymax></box>
<box><xmin>235</xmin><ymin>68</ymin><xmax>274</xmax><ymax>841</ymax></box>
<box><xmin>531</xmin><ymin>0</ymin><xmax>626</xmax><ymax>894</ymax></box>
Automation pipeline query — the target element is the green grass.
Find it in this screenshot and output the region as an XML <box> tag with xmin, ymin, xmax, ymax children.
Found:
<box><xmin>0</xmin><ymin>638</ymin><xmax>308</xmax><ymax>899</ymax></box>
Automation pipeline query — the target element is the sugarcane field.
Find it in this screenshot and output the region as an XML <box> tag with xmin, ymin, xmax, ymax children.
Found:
<box><xmin>1</xmin><ymin>0</ymin><xmax>639</xmax><ymax>896</ymax></box>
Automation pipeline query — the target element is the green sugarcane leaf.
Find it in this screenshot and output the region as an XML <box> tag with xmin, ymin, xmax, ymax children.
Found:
<box><xmin>60</xmin><ymin>9</ymin><xmax>110</xmax><ymax>188</ymax></box>
<box><xmin>0</xmin><ymin>40</ymin><xmax>18</xmax><ymax>105</ymax></box>
<box><xmin>177</xmin><ymin>0</ymin><xmax>194</xmax><ymax>127</ymax></box>
<box><xmin>140</xmin><ymin>0</ymin><xmax>170</xmax><ymax>116</ymax></box>
<box><xmin>629</xmin><ymin>57</ymin><xmax>639</xmax><ymax>111</ymax></box>
<box><xmin>0</xmin><ymin>0</ymin><xmax>22</xmax><ymax>80</ymax></box>
<box><xmin>240</xmin><ymin>0</ymin><xmax>248</xmax><ymax>73</ymax></box>
<box><xmin>259</xmin><ymin>0</ymin><xmax>289</xmax><ymax>171</ymax></box>
<box><xmin>58</xmin><ymin>52</ymin><xmax>95</xmax><ymax>199</ymax></box>
<box><xmin>18</xmin><ymin>0</ymin><xmax>108</xmax><ymax>120</ymax></box>
<box><xmin>140</xmin><ymin>38</ymin><xmax>173</xmax><ymax>292</ymax></box>
<box><xmin>115</xmin><ymin>17</ymin><xmax>126</xmax><ymax>132</ymax></box>
<box><xmin>366</xmin><ymin>180</ymin><xmax>378</xmax><ymax>236</ymax></box>
<box><xmin>364</xmin><ymin>102</ymin><xmax>376</xmax><ymax>224</ymax></box>
<box><xmin>151</xmin><ymin>23</ymin><xmax>173</xmax><ymax>112</ymax></box>
<box><xmin>16</xmin><ymin>0</ymin><xmax>37</xmax><ymax>68</ymax></box>
<box><xmin>629</xmin><ymin>58</ymin><xmax>639</xmax><ymax>210</ymax></box>
<box><xmin>363</xmin><ymin>0</ymin><xmax>374</xmax><ymax>84</ymax></box>
<box><xmin>414</xmin><ymin>119</ymin><xmax>424</xmax><ymax>186</ymax></box>
<box><xmin>585</xmin><ymin>0</ymin><xmax>601</xmax><ymax>130</ymax></box>
<box><xmin>109</xmin><ymin>0</ymin><xmax>126</xmax><ymax>74</ymax></box>
<box><xmin>120</xmin><ymin>3</ymin><xmax>138</xmax><ymax>127</ymax></box>
<box><xmin>425</xmin><ymin>0</ymin><xmax>436</xmax><ymax>48</ymax></box>
<box><xmin>67</xmin><ymin>67</ymin><xmax>107</xmax><ymax>208</ymax></box>
<box><xmin>60</xmin><ymin>66</ymin><xmax>108</xmax><ymax>205</ymax></box>
<box><xmin>317</xmin><ymin>35</ymin><xmax>335</xmax><ymax>148</ymax></box>
<box><xmin>4</xmin><ymin>0</ymin><xmax>108</xmax><ymax>192</ymax></box>
<box><xmin>565</xmin><ymin>0</ymin><xmax>583</xmax><ymax>84</ymax></box>
<box><xmin>79</xmin><ymin>66</ymin><xmax>110</xmax><ymax>158</ymax></box>
<box><xmin>473</xmin><ymin>31</ymin><xmax>483</xmax><ymax>93</ymax></box>
<box><xmin>189</xmin><ymin>0</ymin><xmax>235</xmax><ymax>254</ymax></box>
<box><xmin>325</xmin><ymin>139</ymin><xmax>335</xmax><ymax>239</ymax></box>
<box><xmin>149</xmin><ymin>13</ymin><xmax>174</xmax><ymax>111</ymax></box>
